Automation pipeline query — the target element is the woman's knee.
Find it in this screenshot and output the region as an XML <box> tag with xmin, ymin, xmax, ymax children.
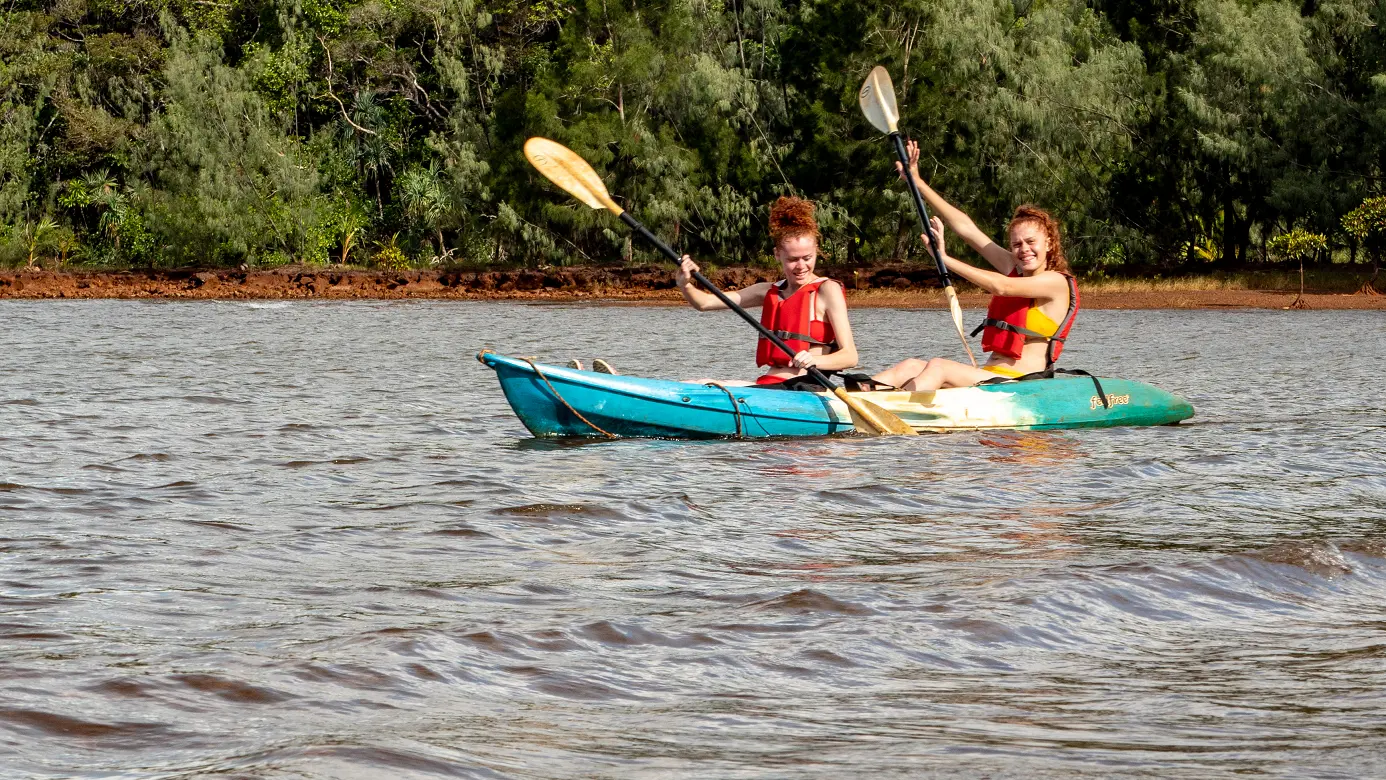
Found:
<box><xmin>922</xmin><ymin>357</ymin><xmax>952</xmax><ymax>374</ymax></box>
<box><xmin>897</xmin><ymin>357</ymin><xmax>927</xmax><ymax>375</ymax></box>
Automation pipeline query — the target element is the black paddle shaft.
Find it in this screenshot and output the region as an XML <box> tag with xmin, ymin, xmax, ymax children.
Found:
<box><xmin>891</xmin><ymin>132</ymin><xmax>954</xmax><ymax>288</ymax></box>
<box><xmin>617</xmin><ymin>211</ymin><xmax>838</xmax><ymax>391</ymax></box>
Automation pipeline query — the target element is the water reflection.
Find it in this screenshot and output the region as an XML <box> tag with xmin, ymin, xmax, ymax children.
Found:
<box><xmin>978</xmin><ymin>430</ymin><xmax>1086</xmax><ymax>465</ymax></box>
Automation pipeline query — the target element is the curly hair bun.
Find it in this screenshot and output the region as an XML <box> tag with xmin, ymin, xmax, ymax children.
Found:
<box><xmin>769</xmin><ymin>196</ymin><xmax>820</xmax><ymax>246</ymax></box>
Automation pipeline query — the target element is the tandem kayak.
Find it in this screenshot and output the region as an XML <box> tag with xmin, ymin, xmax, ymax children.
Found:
<box><xmin>478</xmin><ymin>351</ymin><xmax>1194</xmax><ymax>438</ymax></box>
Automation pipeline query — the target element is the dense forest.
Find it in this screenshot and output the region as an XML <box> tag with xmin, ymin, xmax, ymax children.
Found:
<box><xmin>1</xmin><ymin>0</ymin><xmax>1385</xmax><ymax>273</ymax></box>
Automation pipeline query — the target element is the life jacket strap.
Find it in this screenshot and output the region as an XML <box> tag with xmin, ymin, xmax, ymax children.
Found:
<box><xmin>769</xmin><ymin>329</ymin><xmax>837</xmax><ymax>348</ymax></box>
<box><xmin>970</xmin><ymin>318</ymin><xmax>1051</xmax><ymax>341</ymax></box>
<box><xmin>839</xmin><ymin>372</ymin><xmax>899</xmax><ymax>392</ymax></box>
<box><xmin>1045</xmin><ymin>276</ymin><xmax>1081</xmax><ymax>369</ymax></box>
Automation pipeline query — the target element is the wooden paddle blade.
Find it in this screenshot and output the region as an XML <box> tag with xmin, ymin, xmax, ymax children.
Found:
<box><xmin>833</xmin><ymin>387</ymin><xmax>917</xmax><ymax>436</ymax></box>
<box><xmin>858</xmin><ymin>66</ymin><xmax>900</xmax><ymax>134</ymax></box>
<box><xmin>944</xmin><ymin>285</ymin><xmax>978</xmax><ymax>367</ymax></box>
<box><xmin>523</xmin><ymin>137</ymin><xmax>623</xmax><ymax>215</ymax></box>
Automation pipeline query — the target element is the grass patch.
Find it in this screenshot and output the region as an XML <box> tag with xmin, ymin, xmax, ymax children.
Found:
<box><xmin>1078</xmin><ymin>269</ymin><xmax>1371</xmax><ymax>293</ymax></box>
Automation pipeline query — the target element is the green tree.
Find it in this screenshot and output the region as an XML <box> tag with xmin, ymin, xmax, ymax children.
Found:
<box><xmin>1343</xmin><ymin>196</ymin><xmax>1386</xmax><ymax>293</ymax></box>
<box><xmin>1267</xmin><ymin>227</ymin><xmax>1327</xmax><ymax>307</ymax></box>
<box><xmin>137</xmin><ymin>29</ymin><xmax>333</xmax><ymax>266</ymax></box>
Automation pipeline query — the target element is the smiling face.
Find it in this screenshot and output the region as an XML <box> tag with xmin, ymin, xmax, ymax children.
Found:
<box><xmin>773</xmin><ymin>234</ymin><xmax>819</xmax><ymax>286</ymax></box>
<box><xmin>1009</xmin><ymin>220</ymin><xmax>1050</xmax><ymax>275</ymax></box>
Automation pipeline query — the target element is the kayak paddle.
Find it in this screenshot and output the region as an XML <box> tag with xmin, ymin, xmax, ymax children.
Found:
<box><xmin>523</xmin><ymin>137</ymin><xmax>916</xmax><ymax>436</ymax></box>
<box><xmin>859</xmin><ymin>66</ymin><xmax>978</xmax><ymax>367</ymax></box>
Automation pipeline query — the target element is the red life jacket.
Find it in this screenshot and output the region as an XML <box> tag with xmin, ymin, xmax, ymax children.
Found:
<box><xmin>971</xmin><ymin>274</ymin><xmax>1079</xmax><ymax>369</ymax></box>
<box><xmin>756</xmin><ymin>279</ymin><xmax>838</xmax><ymax>368</ymax></box>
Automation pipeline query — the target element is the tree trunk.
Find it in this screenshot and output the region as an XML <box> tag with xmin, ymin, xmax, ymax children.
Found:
<box><xmin>1219</xmin><ymin>199</ymin><xmax>1237</xmax><ymax>269</ymax></box>
<box><xmin>891</xmin><ymin>216</ymin><xmax>910</xmax><ymax>262</ymax></box>
<box><xmin>1290</xmin><ymin>254</ymin><xmax>1311</xmax><ymax>309</ymax></box>
<box><xmin>1361</xmin><ymin>247</ymin><xmax>1380</xmax><ymax>296</ymax></box>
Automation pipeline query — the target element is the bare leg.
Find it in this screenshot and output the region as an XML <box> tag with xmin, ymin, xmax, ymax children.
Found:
<box><xmin>872</xmin><ymin>358</ymin><xmax>926</xmax><ymax>389</ymax></box>
<box><xmin>898</xmin><ymin>358</ymin><xmax>997</xmax><ymax>392</ymax></box>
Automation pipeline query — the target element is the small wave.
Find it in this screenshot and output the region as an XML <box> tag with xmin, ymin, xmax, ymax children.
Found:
<box><xmin>1338</xmin><ymin>539</ymin><xmax>1386</xmax><ymax>560</ymax></box>
<box><xmin>430</xmin><ymin>526</ymin><xmax>491</xmax><ymax>538</ymax></box>
<box><xmin>458</xmin><ymin>630</ymin><xmax>533</xmax><ymax>658</ymax></box>
<box><xmin>182</xmin><ymin>395</ymin><xmax>243</xmax><ymax>405</ymax></box>
<box><xmin>576</xmin><ymin>620</ymin><xmax>721</xmax><ymax>649</ymax></box>
<box><xmin>280</xmin><ymin>457</ymin><xmax>372</xmax><ymax>468</ymax></box>
<box><xmin>750</xmin><ymin>588</ymin><xmax>876</xmax><ymax>616</ymax></box>
<box><xmin>86</xmin><ymin>678</ymin><xmax>159</xmax><ymax>699</ymax></box>
<box><xmin>291</xmin><ymin>663</ymin><xmax>396</xmax><ymax>692</ymax></box>
<box><xmin>271</xmin><ymin>744</ymin><xmax>509</xmax><ymax>779</ymax></box>
<box><xmin>0</xmin><ymin>707</ymin><xmax>177</xmax><ymax>742</ymax></box>
<box><xmin>0</xmin><ymin>622</ymin><xmax>73</xmax><ymax>641</ymax></box>
<box><xmin>183</xmin><ymin>519</ymin><xmax>250</xmax><ymax>532</ymax></box>
<box><xmin>491</xmin><ymin>502</ymin><xmax>623</xmax><ymax>522</ymax></box>
<box><xmin>497</xmin><ymin>665</ymin><xmax>642</xmax><ymax>701</ymax></box>
<box><xmin>1243</xmin><ymin>540</ymin><xmax>1356</xmax><ymax>577</ymax></box>
<box><xmin>169</xmin><ymin>673</ymin><xmax>294</xmax><ymax>704</ymax></box>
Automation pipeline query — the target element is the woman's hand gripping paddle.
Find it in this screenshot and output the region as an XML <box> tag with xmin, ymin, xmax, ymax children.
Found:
<box><xmin>859</xmin><ymin>67</ymin><xmax>978</xmax><ymax>368</ymax></box>
<box><xmin>523</xmin><ymin>137</ymin><xmax>916</xmax><ymax>436</ymax></box>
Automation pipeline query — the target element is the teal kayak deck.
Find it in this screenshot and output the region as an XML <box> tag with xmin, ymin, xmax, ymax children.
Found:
<box><xmin>478</xmin><ymin>351</ymin><xmax>1194</xmax><ymax>439</ymax></box>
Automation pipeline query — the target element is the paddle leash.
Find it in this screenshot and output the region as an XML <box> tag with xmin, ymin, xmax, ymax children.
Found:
<box><xmin>859</xmin><ymin>67</ymin><xmax>978</xmax><ymax>368</ymax></box>
<box><xmin>522</xmin><ymin>137</ymin><xmax>916</xmax><ymax>437</ymax></box>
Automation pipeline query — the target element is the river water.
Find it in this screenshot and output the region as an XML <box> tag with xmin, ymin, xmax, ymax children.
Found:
<box><xmin>1</xmin><ymin>300</ymin><xmax>1384</xmax><ymax>779</ymax></box>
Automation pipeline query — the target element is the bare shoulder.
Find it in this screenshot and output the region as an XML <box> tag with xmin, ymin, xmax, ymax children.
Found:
<box><xmin>816</xmin><ymin>279</ymin><xmax>849</xmax><ymax>312</ymax></box>
<box><xmin>1037</xmin><ymin>270</ymin><xmax>1070</xmax><ymax>294</ymax></box>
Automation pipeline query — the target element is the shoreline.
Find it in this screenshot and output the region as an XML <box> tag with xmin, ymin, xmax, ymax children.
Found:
<box><xmin>1</xmin><ymin>267</ymin><xmax>1382</xmax><ymax>309</ymax></box>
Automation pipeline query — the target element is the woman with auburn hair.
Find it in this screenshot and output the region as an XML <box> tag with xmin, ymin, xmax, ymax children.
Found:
<box><xmin>873</xmin><ymin>141</ymin><xmax>1079</xmax><ymax>392</ymax></box>
<box><xmin>675</xmin><ymin>196</ymin><xmax>859</xmax><ymax>387</ymax></box>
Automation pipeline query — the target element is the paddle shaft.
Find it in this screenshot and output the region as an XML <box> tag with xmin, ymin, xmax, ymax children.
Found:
<box><xmin>890</xmin><ymin>132</ymin><xmax>978</xmax><ymax>367</ymax></box>
<box><xmin>891</xmin><ymin>132</ymin><xmax>951</xmax><ymax>284</ymax></box>
<box><xmin>618</xmin><ymin>212</ymin><xmax>838</xmax><ymax>391</ymax></box>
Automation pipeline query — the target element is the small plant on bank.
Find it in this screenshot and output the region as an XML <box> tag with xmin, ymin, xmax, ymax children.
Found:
<box><xmin>372</xmin><ymin>233</ymin><xmax>409</xmax><ymax>271</ymax></box>
<box><xmin>1342</xmin><ymin>196</ymin><xmax>1386</xmax><ymax>295</ymax></box>
<box><xmin>21</xmin><ymin>219</ymin><xmax>60</xmax><ymax>270</ymax></box>
<box><xmin>1267</xmin><ymin>228</ymin><xmax>1328</xmax><ymax>309</ymax></box>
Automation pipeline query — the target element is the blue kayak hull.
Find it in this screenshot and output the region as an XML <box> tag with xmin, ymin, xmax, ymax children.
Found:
<box><xmin>478</xmin><ymin>351</ymin><xmax>1194</xmax><ymax>438</ymax></box>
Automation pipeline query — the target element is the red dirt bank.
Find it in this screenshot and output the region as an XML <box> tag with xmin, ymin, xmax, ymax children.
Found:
<box><xmin>0</xmin><ymin>266</ymin><xmax>1382</xmax><ymax>309</ymax></box>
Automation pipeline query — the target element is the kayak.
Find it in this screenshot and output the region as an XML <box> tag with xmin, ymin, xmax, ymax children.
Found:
<box><xmin>479</xmin><ymin>351</ymin><xmax>1194</xmax><ymax>438</ymax></box>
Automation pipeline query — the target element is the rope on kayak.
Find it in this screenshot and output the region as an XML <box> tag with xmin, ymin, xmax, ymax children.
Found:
<box><xmin>705</xmin><ymin>382</ymin><xmax>744</xmax><ymax>438</ymax></box>
<box><xmin>523</xmin><ymin>358</ymin><xmax>618</xmax><ymax>439</ymax></box>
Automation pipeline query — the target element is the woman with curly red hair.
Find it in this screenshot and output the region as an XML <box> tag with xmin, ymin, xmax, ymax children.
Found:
<box><xmin>873</xmin><ymin>141</ymin><xmax>1079</xmax><ymax>392</ymax></box>
<box><xmin>675</xmin><ymin>196</ymin><xmax>859</xmax><ymax>387</ymax></box>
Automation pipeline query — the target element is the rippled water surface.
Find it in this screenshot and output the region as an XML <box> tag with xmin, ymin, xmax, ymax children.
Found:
<box><xmin>2</xmin><ymin>300</ymin><xmax>1385</xmax><ymax>779</ymax></box>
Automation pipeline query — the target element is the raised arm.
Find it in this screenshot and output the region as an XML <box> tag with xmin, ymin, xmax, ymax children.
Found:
<box><xmin>925</xmin><ymin>219</ymin><xmax>1065</xmax><ymax>301</ymax></box>
<box><xmin>898</xmin><ymin>140</ymin><xmax>1015</xmax><ymax>275</ymax></box>
<box><xmin>945</xmin><ymin>258</ymin><xmax>1066</xmax><ymax>300</ymax></box>
<box><xmin>675</xmin><ymin>256</ymin><xmax>770</xmax><ymax>311</ymax></box>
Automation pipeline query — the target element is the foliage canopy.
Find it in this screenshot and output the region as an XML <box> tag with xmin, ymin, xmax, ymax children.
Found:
<box><xmin>1</xmin><ymin>0</ymin><xmax>1384</xmax><ymax>270</ymax></box>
